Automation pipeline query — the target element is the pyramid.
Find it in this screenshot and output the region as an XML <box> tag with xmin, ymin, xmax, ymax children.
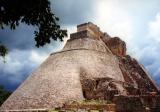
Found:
<box><xmin>0</xmin><ymin>22</ymin><xmax>159</xmax><ymax>112</ymax></box>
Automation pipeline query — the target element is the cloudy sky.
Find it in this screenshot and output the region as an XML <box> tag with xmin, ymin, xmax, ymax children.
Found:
<box><xmin>0</xmin><ymin>0</ymin><xmax>160</xmax><ymax>91</ymax></box>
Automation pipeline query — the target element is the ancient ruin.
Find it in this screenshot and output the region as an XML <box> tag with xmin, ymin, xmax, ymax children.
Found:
<box><xmin>0</xmin><ymin>22</ymin><xmax>160</xmax><ymax>112</ymax></box>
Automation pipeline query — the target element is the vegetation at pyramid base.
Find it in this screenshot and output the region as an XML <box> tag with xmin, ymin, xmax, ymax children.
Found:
<box><xmin>0</xmin><ymin>0</ymin><xmax>67</xmax><ymax>58</ymax></box>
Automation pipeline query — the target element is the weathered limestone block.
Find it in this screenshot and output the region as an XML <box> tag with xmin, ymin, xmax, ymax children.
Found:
<box><xmin>118</xmin><ymin>55</ymin><xmax>159</xmax><ymax>95</ymax></box>
<box><xmin>140</xmin><ymin>95</ymin><xmax>160</xmax><ymax>111</ymax></box>
<box><xmin>113</xmin><ymin>95</ymin><xmax>145</xmax><ymax>112</ymax></box>
<box><xmin>104</xmin><ymin>37</ymin><xmax>126</xmax><ymax>56</ymax></box>
<box><xmin>77</xmin><ymin>22</ymin><xmax>104</xmax><ymax>40</ymax></box>
<box><xmin>81</xmin><ymin>78</ymin><xmax>120</xmax><ymax>101</ymax></box>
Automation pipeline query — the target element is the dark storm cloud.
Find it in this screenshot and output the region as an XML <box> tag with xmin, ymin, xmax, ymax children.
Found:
<box><xmin>0</xmin><ymin>49</ymin><xmax>40</xmax><ymax>91</ymax></box>
<box><xmin>0</xmin><ymin>24</ymin><xmax>35</xmax><ymax>50</ymax></box>
<box><xmin>0</xmin><ymin>25</ymin><xmax>38</xmax><ymax>91</ymax></box>
<box><xmin>0</xmin><ymin>65</ymin><xmax>33</xmax><ymax>91</ymax></box>
<box><xmin>51</xmin><ymin>0</ymin><xmax>96</xmax><ymax>25</ymax></box>
<box><xmin>0</xmin><ymin>72</ymin><xmax>28</xmax><ymax>91</ymax></box>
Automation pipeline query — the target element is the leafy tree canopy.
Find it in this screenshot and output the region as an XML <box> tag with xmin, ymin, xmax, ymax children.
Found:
<box><xmin>0</xmin><ymin>0</ymin><xmax>67</xmax><ymax>58</ymax></box>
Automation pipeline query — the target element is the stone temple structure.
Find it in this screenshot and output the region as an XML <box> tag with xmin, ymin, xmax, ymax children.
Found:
<box><xmin>0</xmin><ymin>22</ymin><xmax>160</xmax><ymax>112</ymax></box>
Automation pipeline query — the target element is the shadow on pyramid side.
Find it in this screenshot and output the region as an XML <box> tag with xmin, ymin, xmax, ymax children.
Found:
<box><xmin>0</xmin><ymin>22</ymin><xmax>159</xmax><ymax>112</ymax></box>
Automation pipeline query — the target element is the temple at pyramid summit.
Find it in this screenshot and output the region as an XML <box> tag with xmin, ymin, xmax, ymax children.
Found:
<box><xmin>0</xmin><ymin>22</ymin><xmax>160</xmax><ymax>112</ymax></box>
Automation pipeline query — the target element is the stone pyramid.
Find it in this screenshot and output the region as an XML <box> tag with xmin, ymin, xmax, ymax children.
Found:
<box><xmin>0</xmin><ymin>22</ymin><xmax>159</xmax><ymax>112</ymax></box>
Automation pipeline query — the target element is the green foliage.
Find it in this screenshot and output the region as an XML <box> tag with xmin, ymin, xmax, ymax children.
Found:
<box><xmin>0</xmin><ymin>0</ymin><xmax>67</xmax><ymax>58</ymax></box>
<box><xmin>0</xmin><ymin>85</ymin><xmax>12</xmax><ymax>106</ymax></box>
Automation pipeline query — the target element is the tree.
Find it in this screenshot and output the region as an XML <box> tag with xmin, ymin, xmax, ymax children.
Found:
<box><xmin>0</xmin><ymin>0</ymin><xmax>67</xmax><ymax>58</ymax></box>
<box><xmin>0</xmin><ymin>85</ymin><xmax>12</xmax><ymax>106</ymax></box>
<box><xmin>0</xmin><ymin>44</ymin><xmax>8</xmax><ymax>58</ymax></box>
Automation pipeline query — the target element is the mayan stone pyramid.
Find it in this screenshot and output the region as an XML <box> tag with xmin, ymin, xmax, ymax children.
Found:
<box><xmin>0</xmin><ymin>22</ymin><xmax>160</xmax><ymax>112</ymax></box>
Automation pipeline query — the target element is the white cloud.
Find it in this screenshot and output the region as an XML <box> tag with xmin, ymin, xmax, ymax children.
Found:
<box><xmin>142</xmin><ymin>13</ymin><xmax>160</xmax><ymax>79</ymax></box>
<box><xmin>95</xmin><ymin>1</ymin><xmax>133</xmax><ymax>40</ymax></box>
<box><xmin>93</xmin><ymin>0</ymin><xmax>134</xmax><ymax>55</ymax></box>
<box><xmin>154</xmin><ymin>68</ymin><xmax>160</xmax><ymax>77</ymax></box>
<box><xmin>149</xmin><ymin>13</ymin><xmax>160</xmax><ymax>42</ymax></box>
<box><xmin>29</xmin><ymin>50</ymin><xmax>48</xmax><ymax>64</ymax></box>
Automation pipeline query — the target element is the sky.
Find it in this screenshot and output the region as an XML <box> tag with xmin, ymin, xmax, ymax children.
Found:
<box><xmin>0</xmin><ymin>0</ymin><xmax>160</xmax><ymax>91</ymax></box>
